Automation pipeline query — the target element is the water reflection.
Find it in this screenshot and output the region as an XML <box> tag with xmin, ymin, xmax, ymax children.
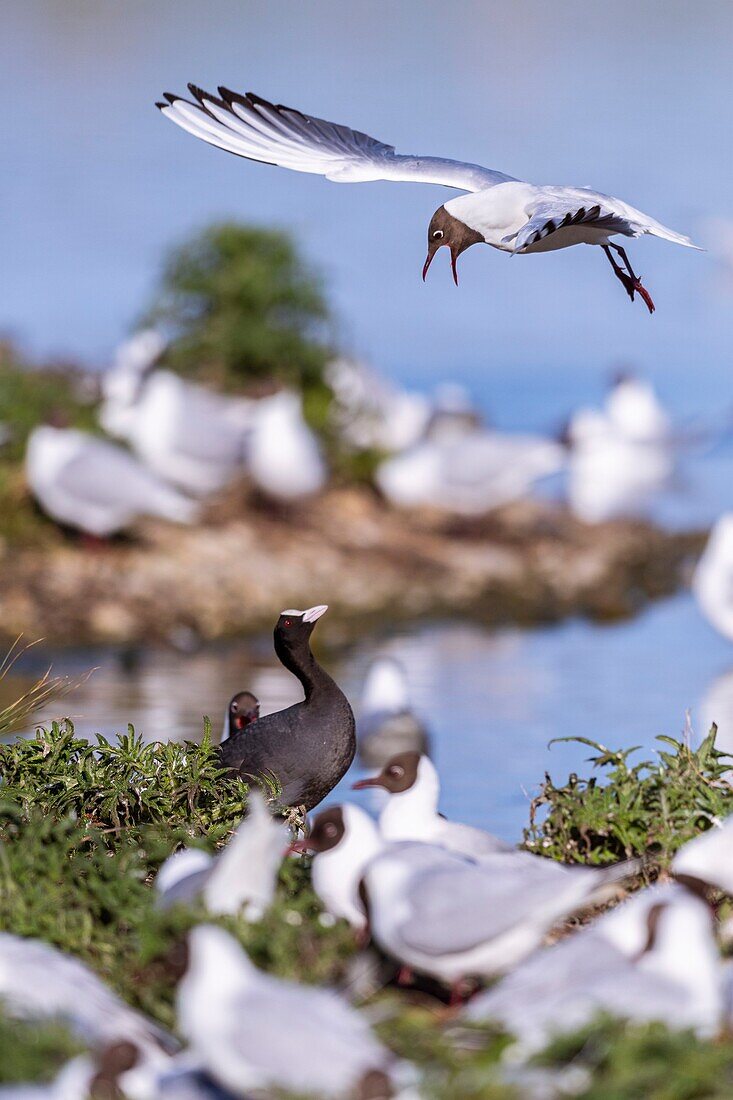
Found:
<box><xmin>5</xmin><ymin>591</ymin><xmax>733</xmax><ymax>842</ymax></box>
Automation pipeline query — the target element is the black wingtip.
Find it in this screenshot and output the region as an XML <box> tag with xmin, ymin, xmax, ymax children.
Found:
<box><xmin>219</xmin><ymin>85</ymin><xmax>250</xmax><ymax>109</ymax></box>
<box><xmin>155</xmin><ymin>102</ymin><xmax>168</xmax><ymax>111</ymax></box>
<box><xmin>163</xmin><ymin>92</ymin><xmax>178</xmax><ymax>105</ymax></box>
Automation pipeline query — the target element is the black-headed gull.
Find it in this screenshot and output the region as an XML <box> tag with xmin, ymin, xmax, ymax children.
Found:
<box><xmin>693</xmin><ymin>515</ymin><xmax>733</xmax><ymax>642</ymax></box>
<box><xmin>246</xmin><ymin>390</ymin><xmax>326</xmax><ymax>502</ymax></box>
<box><xmin>604</xmin><ymin>373</ymin><xmax>672</xmax><ymax>446</ymax></box>
<box><xmin>25</xmin><ymin>426</ymin><xmax>199</xmax><ymax>537</ymax></box>
<box><xmin>297</xmin><ymin>805</ymin><xmax>640</xmax><ymax>994</ymax></box>
<box><xmin>565</xmin><ymin>407</ymin><xmax>672</xmax><ymax>524</ymax></box>
<box><xmin>177</xmin><ymin>925</ymin><xmax>405</xmax><ymax>1099</ymax></box>
<box><xmin>356</xmin><ymin>659</ymin><xmax>430</xmax><ymax>768</ymax></box>
<box><xmin>465</xmin><ymin>883</ymin><xmax>723</xmax><ymax>1051</ymax></box>
<box><xmin>155</xmin><ymin>791</ymin><xmax>286</xmax><ymax>918</ymax></box>
<box><xmin>671</xmin><ymin>813</ymin><xmax>733</xmax><ymax>894</ymax></box>
<box><xmin>375</xmin><ymin>427</ymin><xmax>564</xmax><ymax>515</ymax></box>
<box><xmin>353</xmin><ymin>750</ymin><xmax>508</xmax><ymax>857</ymax></box>
<box><xmin>101</xmin><ymin>332</ymin><xmax>256</xmax><ymax>499</ymax></box>
<box><xmin>0</xmin><ymin>934</ymin><xmax>175</xmax><ymax>1074</ymax></box>
<box><xmin>157</xmin><ymin>87</ymin><xmax>700</xmax><ymax>312</ymax></box>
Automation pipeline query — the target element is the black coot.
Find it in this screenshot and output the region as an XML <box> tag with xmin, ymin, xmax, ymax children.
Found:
<box><xmin>219</xmin><ymin>605</ymin><xmax>356</xmax><ymax>810</ymax></box>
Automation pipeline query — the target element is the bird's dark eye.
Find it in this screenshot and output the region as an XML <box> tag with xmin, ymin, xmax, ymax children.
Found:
<box><xmin>388</xmin><ymin>765</ymin><xmax>405</xmax><ymax>778</ymax></box>
<box><xmin>432</xmin><ymin>230</ymin><xmax>444</xmax><ymax>240</ymax></box>
<box><xmin>324</xmin><ymin>823</ymin><xmax>338</xmax><ymax>839</ymax></box>
<box><xmin>284</xmin><ymin>619</ymin><xmax>292</xmax><ymax>627</ymax></box>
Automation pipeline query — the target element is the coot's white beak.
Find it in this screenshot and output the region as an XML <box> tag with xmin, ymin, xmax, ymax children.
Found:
<box><xmin>302</xmin><ymin>604</ymin><xmax>329</xmax><ymax>623</ymax></box>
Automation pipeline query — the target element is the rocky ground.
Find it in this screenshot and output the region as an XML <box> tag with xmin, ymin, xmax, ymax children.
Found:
<box><xmin>0</xmin><ymin>486</ymin><xmax>705</xmax><ymax>647</ymax></box>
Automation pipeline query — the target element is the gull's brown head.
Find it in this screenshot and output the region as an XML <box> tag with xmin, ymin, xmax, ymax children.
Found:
<box><xmin>423</xmin><ymin>206</ymin><xmax>483</xmax><ymax>286</ymax></box>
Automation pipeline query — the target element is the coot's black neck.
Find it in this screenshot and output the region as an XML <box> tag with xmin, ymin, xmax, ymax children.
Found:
<box><xmin>275</xmin><ymin>640</ymin><xmax>337</xmax><ymax>702</ymax></box>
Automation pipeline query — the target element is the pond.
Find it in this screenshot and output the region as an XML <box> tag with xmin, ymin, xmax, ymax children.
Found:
<box><xmin>6</xmin><ymin>587</ymin><xmax>733</xmax><ymax>844</ymax></box>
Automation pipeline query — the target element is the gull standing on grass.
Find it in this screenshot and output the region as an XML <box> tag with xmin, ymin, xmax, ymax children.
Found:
<box><xmin>158</xmin><ymin>86</ymin><xmax>700</xmax><ymax>312</ymax></box>
<box><xmin>464</xmin><ymin>883</ymin><xmax>723</xmax><ymax>1052</ymax></box>
<box><xmin>177</xmin><ymin>925</ymin><xmax>409</xmax><ymax>1099</ymax></box>
<box><xmin>155</xmin><ymin>791</ymin><xmax>286</xmax><ymax>918</ymax></box>
<box><xmin>0</xmin><ymin>934</ymin><xmax>175</xmax><ymax>1082</ymax></box>
<box><xmin>295</xmin><ymin>805</ymin><xmax>640</xmax><ymax>995</ymax></box>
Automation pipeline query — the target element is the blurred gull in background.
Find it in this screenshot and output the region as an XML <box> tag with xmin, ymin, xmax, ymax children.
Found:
<box><xmin>357</xmin><ymin>657</ymin><xmax>430</xmax><ymax>767</ymax></box>
<box><xmin>177</xmin><ymin>924</ymin><xmax>405</xmax><ymax>1099</ymax></box>
<box><xmin>156</xmin><ymin>792</ymin><xmax>286</xmax><ymax>919</ymax></box>
<box><xmin>693</xmin><ymin>515</ymin><xmax>733</xmax><ymax>642</ymax></box>
<box><xmin>25</xmin><ymin>425</ymin><xmax>199</xmax><ymax>537</ymax></box>
<box><xmin>376</xmin><ymin>426</ymin><xmax>564</xmax><ymax>515</ymax></box>
<box><xmin>100</xmin><ymin>331</ymin><xmax>256</xmax><ymax>498</ymax></box>
<box><xmin>566</xmin><ymin>403</ymin><xmax>674</xmax><ymax>524</ymax></box>
<box><xmin>604</xmin><ymin>373</ymin><xmax>672</xmax><ymax>447</ymax></box>
<box><xmin>246</xmin><ymin>389</ymin><xmax>326</xmax><ymax>502</ymax></box>
<box><xmin>326</xmin><ymin>357</ymin><xmax>430</xmax><ymax>453</ymax></box>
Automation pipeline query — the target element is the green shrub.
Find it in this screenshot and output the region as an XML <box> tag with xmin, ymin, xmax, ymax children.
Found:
<box><xmin>145</xmin><ymin>222</ymin><xmax>332</xmax><ymax>401</ymax></box>
<box><xmin>523</xmin><ymin>726</ymin><xmax>733</xmax><ymax>873</ymax></box>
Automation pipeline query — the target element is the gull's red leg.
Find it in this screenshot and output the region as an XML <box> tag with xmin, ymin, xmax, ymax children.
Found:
<box><xmin>609</xmin><ymin>243</ymin><xmax>656</xmax><ymax>314</ymax></box>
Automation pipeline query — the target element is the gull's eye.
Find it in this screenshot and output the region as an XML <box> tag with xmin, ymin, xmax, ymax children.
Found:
<box><xmin>324</xmin><ymin>823</ymin><xmax>338</xmax><ymax>839</ymax></box>
<box><xmin>230</xmin><ymin>702</ymin><xmax>238</xmax><ymax>712</ymax></box>
<box><xmin>388</xmin><ymin>765</ymin><xmax>405</xmax><ymax>779</ymax></box>
<box><xmin>432</xmin><ymin>229</ymin><xmax>444</xmax><ymax>240</ymax></box>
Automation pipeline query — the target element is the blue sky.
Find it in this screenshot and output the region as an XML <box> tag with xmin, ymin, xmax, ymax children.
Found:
<box><xmin>2</xmin><ymin>1</ymin><xmax>732</xmax><ymax>405</ymax></box>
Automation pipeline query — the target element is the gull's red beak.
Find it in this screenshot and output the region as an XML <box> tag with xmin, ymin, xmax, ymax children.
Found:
<box><xmin>422</xmin><ymin>243</ymin><xmax>459</xmax><ymax>285</ymax></box>
<box><xmin>351</xmin><ymin>776</ymin><xmax>382</xmax><ymax>790</ymax></box>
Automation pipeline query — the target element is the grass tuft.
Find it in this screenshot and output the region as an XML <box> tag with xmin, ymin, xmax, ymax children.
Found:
<box><xmin>523</xmin><ymin>725</ymin><xmax>733</xmax><ymax>873</ymax></box>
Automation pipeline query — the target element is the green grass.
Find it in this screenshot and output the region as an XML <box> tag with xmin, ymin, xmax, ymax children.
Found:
<box><xmin>0</xmin><ymin>1016</ymin><xmax>82</xmax><ymax>1085</ymax></box>
<box><xmin>3</xmin><ymin>718</ymin><xmax>733</xmax><ymax>1094</ymax></box>
<box><xmin>523</xmin><ymin>725</ymin><xmax>733</xmax><ymax>875</ymax></box>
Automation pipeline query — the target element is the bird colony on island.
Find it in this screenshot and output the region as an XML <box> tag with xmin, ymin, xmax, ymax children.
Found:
<box><xmin>25</xmin><ymin>327</ymin><xmax>708</xmax><ymax>540</ymax></box>
<box><xmin>11</xmin><ymin>79</ymin><xmax>733</xmax><ymax>1100</ymax></box>
<box><xmin>6</xmin><ymin>602</ymin><xmax>733</xmax><ymax>1099</ymax></box>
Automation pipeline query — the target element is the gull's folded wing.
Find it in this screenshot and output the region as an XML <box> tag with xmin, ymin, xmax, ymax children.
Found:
<box><xmin>158</xmin><ymin>86</ymin><xmax>516</xmax><ymax>193</ymax></box>
<box><xmin>506</xmin><ymin>199</ymin><xmax>639</xmax><ymax>253</ymax></box>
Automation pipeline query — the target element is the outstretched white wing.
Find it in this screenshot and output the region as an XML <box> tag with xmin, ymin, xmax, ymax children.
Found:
<box><xmin>158</xmin><ymin>86</ymin><xmax>516</xmax><ymax>193</ymax></box>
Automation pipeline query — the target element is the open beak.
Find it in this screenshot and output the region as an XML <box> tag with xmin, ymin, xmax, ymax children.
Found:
<box><xmin>422</xmin><ymin>244</ymin><xmax>459</xmax><ymax>286</ymax></box>
<box><xmin>450</xmin><ymin>248</ymin><xmax>459</xmax><ymax>286</ymax></box>
<box><xmin>351</xmin><ymin>776</ymin><xmax>383</xmax><ymax>791</ymax></box>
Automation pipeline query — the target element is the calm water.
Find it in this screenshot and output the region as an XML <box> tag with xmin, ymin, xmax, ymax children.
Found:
<box><xmin>7</xmin><ymin>587</ymin><xmax>733</xmax><ymax>844</ymax></box>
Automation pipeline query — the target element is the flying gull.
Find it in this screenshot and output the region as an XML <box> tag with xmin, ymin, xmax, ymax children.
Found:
<box><xmin>157</xmin><ymin>86</ymin><xmax>701</xmax><ymax>312</ymax></box>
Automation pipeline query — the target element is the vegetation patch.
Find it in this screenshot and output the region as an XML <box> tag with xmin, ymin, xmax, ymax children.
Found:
<box><xmin>523</xmin><ymin>725</ymin><xmax>733</xmax><ymax>875</ymax></box>
<box><xmin>3</xmin><ymin>718</ymin><xmax>733</xmax><ymax>1094</ymax></box>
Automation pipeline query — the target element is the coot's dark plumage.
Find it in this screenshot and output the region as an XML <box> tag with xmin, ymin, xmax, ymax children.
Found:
<box><xmin>219</xmin><ymin>605</ymin><xmax>356</xmax><ymax>810</ymax></box>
